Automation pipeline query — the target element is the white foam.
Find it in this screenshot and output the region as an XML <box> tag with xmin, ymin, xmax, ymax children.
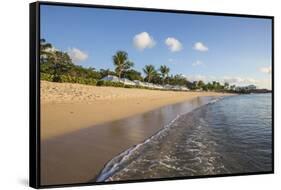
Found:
<box><xmin>96</xmin><ymin>97</ymin><xmax>224</xmax><ymax>181</ymax></box>
<box><xmin>96</xmin><ymin>114</ymin><xmax>182</xmax><ymax>182</ymax></box>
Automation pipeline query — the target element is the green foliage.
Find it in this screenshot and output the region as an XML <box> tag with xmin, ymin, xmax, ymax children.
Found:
<box><xmin>143</xmin><ymin>65</ymin><xmax>157</xmax><ymax>83</ymax></box>
<box><xmin>99</xmin><ymin>69</ymin><xmax>116</xmax><ymax>78</ymax></box>
<box><xmin>53</xmin><ymin>75</ymin><xmax>62</xmax><ymax>82</ymax></box>
<box><xmin>123</xmin><ymin>69</ymin><xmax>143</xmax><ymax>81</ymax></box>
<box><xmin>202</xmin><ymin>85</ymin><xmax>208</xmax><ymax>91</ymax></box>
<box><xmin>159</xmin><ymin>65</ymin><xmax>170</xmax><ymax>84</ymax></box>
<box><xmin>40</xmin><ymin>39</ymin><xmax>238</xmax><ymax>93</ymax></box>
<box><xmin>40</xmin><ymin>73</ymin><xmax>97</xmax><ymax>85</ymax></box>
<box><xmin>197</xmin><ymin>80</ymin><xmax>205</xmax><ymax>88</ymax></box>
<box><xmin>60</xmin><ymin>75</ymin><xmax>97</xmax><ymax>85</ymax></box>
<box><xmin>230</xmin><ymin>85</ymin><xmax>236</xmax><ymax>91</ymax></box>
<box><xmin>224</xmin><ymin>82</ymin><xmax>230</xmax><ymax>90</ymax></box>
<box><xmin>113</xmin><ymin>51</ymin><xmax>134</xmax><ymax>78</ymax></box>
<box><xmin>40</xmin><ymin>39</ymin><xmax>53</xmax><ymax>64</ymax></box>
<box><xmin>40</xmin><ymin>39</ymin><xmax>101</xmax><ymax>85</ymax></box>
<box><xmin>124</xmin><ymin>85</ymin><xmax>133</xmax><ymax>88</ymax></box>
<box><xmin>96</xmin><ymin>80</ymin><xmax>124</xmax><ymax>87</ymax></box>
<box><xmin>168</xmin><ymin>74</ymin><xmax>188</xmax><ymax>86</ymax></box>
<box><xmin>150</xmin><ymin>74</ymin><xmax>162</xmax><ymax>84</ymax></box>
<box><xmin>40</xmin><ymin>73</ymin><xmax>53</xmax><ymax>81</ymax></box>
<box><xmin>187</xmin><ymin>81</ymin><xmax>198</xmax><ymax>90</ymax></box>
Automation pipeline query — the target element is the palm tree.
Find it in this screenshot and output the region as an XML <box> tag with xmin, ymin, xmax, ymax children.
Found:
<box><xmin>143</xmin><ymin>65</ymin><xmax>157</xmax><ymax>83</ymax></box>
<box><xmin>224</xmin><ymin>82</ymin><xmax>230</xmax><ymax>90</ymax></box>
<box><xmin>198</xmin><ymin>80</ymin><xmax>205</xmax><ymax>89</ymax></box>
<box><xmin>113</xmin><ymin>51</ymin><xmax>134</xmax><ymax>79</ymax></box>
<box><xmin>40</xmin><ymin>39</ymin><xmax>54</xmax><ymax>63</ymax></box>
<box><xmin>40</xmin><ymin>39</ymin><xmax>52</xmax><ymax>52</ymax></box>
<box><xmin>51</xmin><ymin>51</ymin><xmax>72</xmax><ymax>82</ymax></box>
<box><xmin>159</xmin><ymin>65</ymin><xmax>170</xmax><ymax>85</ymax></box>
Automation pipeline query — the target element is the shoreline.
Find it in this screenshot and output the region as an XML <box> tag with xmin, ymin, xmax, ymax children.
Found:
<box><xmin>41</xmin><ymin>81</ymin><xmax>234</xmax><ymax>140</ymax></box>
<box><xmin>40</xmin><ymin>81</ymin><xmax>234</xmax><ymax>185</ymax></box>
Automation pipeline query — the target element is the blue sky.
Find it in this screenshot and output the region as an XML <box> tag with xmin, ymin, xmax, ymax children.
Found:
<box><xmin>40</xmin><ymin>5</ymin><xmax>272</xmax><ymax>89</ymax></box>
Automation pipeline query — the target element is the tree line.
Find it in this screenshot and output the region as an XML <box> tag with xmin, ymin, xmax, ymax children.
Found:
<box><xmin>40</xmin><ymin>39</ymin><xmax>235</xmax><ymax>91</ymax></box>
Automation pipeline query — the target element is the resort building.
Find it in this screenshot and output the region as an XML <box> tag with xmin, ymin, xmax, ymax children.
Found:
<box><xmin>235</xmin><ymin>85</ymin><xmax>257</xmax><ymax>91</ymax></box>
<box><xmin>133</xmin><ymin>80</ymin><xmax>145</xmax><ymax>86</ymax></box>
<box><xmin>101</xmin><ymin>75</ymin><xmax>120</xmax><ymax>82</ymax></box>
<box><xmin>120</xmin><ymin>78</ymin><xmax>136</xmax><ymax>86</ymax></box>
<box><xmin>164</xmin><ymin>84</ymin><xmax>173</xmax><ymax>90</ymax></box>
<box><xmin>180</xmin><ymin>86</ymin><xmax>189</xmax><ymax>91</ymax></box>
<box><xmin>246</xmin><ymin>85</ymin><xmax>257</xmax><ymax>90</ymax></box>
<box><xmin>101</xmin><ymin>75</ymin><xmax>189</xmax><ymax>91</ymax></box>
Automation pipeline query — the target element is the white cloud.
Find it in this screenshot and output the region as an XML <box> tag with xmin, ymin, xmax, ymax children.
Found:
<box><xmin>258</xmin><ymin>78</ymin><xmax>272</xmax><ymax>90</ymax></box>
<box><xmin>259</xmin><ymin>66</ymin><xmax>272</xmax><ymax>74</ymax></box>
<box><xmin>222</xmin><ymin>77</ymin><xmax>272</xmax><ymax>89</ymax></box>
<box><xmin>165</xmin><ymin>37</ymin><xmax>183</xmax><ymax>52</ymax></box>
<box><xmin>184</xmin><ymin>74</ymin><xmax>271</xmax><ymax>89</ymax></box>
<box><xmin>133</xmin><ymin>32</ymin><xmax>156</xmax><ymax>51</ymax></box>
<box><xmin>222</xmin><ymin>76</ymin><xmax>258</xmax><ymax>85</ymax></box>
<box><xmin>192</xmin><ymin>60</ymin><xmax>204</xmax><ymax>66</ymax></box>
<box><xmin>186</xmin><ymin>75</ymin><xmax>257</xmax><ymax>85</ymax></box>
<box><xmin>68</xmin><ymin>48</ymin><xmax>88</xmax><ymax>62</ymax></box>
<box><xmin>193</xmin><ymin>42</ymin><xmax>208</xmax><ymax>52</ymax></box>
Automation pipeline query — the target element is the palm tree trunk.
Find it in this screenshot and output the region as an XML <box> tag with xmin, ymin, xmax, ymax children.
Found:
<box><xmin>118</xmin><ymin>72</ymin><xmax>122</xmax><ymax>84</ymax></box>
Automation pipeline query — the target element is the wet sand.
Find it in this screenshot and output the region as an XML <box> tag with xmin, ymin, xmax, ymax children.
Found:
<box><xmin>40</xmin><ymin>81</ymin><xmax>234</xmax><ymax>185</ymax></box>
<box><xmin>41</xmin><ymin>81</ymin><xmax>230</xmax><ymax>140</ymax></box>
<box><xmin>41</xmin><ymin>97</ymin><xmax>220</xmax><ymax>185</ymax></box>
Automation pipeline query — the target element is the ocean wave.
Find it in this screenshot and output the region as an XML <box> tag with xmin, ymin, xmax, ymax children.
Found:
<box><xmin>96</xmin><ymin>97</ymin><xmax>223</xmax><ymax>182</ymax></box>
<box><xmin>96</xmin><ymin>113</ymin><xmax>182</xmax><ymax>181</ymax></box>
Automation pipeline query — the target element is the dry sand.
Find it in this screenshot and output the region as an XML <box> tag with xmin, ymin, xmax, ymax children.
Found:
<box><xmin>41</xmin><ymin>81</ymin><xmax>231</xmax><ymax>140</ymax></box>
<box><xmin>40</xmin><ymin>81</ymin><xmax>234</xmax><ymax>185</ymax></box>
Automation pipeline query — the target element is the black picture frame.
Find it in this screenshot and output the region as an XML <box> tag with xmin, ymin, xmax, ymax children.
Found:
<box><xmin>29</xmin><ymin>1</ymin><xmax>274</xmax><ymax>189</ymax></box>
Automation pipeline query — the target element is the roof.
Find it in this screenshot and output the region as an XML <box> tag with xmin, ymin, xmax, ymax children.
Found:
<box><xmin>101</xmin><ymin>75</ymin><xmax>120</xmax><ymax>82</ymax></box>
<box><xmin>120</xmin><ymin>78</ymin><xmax>136</xmax><ymax>85</ymax></box>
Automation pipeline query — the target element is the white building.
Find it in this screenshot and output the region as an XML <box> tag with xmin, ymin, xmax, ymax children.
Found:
<box><xmin>101</xmin><ymin>75</ymin><xmax>189</xmax><ymax>91</ymax></box>
<box><xmin>133</xmin><ymin>80</ymin><xmax>146</xmax><ymax>87</ymax></box>
<box><xmin>171</xmin><ymin>85</ymin><xmax>182</xmax><ymax>90</ymax></box>
<box><xmin>235</xmin><ymin>85</ymin><xmax>256</xmax><ymax>91</ymax></box>
<box><xmin>146</xmin><ymin>82</ymin><xmax>155</xmax><ymax>88</ymax></box>
<box><xmin>164</xmin><ymin>84</ymin><xmax>173</xmax><ymax>90</ymax></box>
<box><xmin>180</xmin><ymin>86</ymin><xmax>189</xmax><ymax>91</ymax></box>
<box><xmin>154</xmin><ymin>84</ymin><xmax>164</xmax><ymax>89</ymax></box>
<box><xmin>246</xmin><ymin>85</ymin><xmax>257</xmax><ymax>90</ymax></box>
<box><xmin>120</xmin><ymin>78</ymin><xmax>136</xmax><ymax>86</ymax></box>
<box><xmin>101</xmin><ymin>75</ymin><xmax>120</xmax><ymax>82</ymax></box>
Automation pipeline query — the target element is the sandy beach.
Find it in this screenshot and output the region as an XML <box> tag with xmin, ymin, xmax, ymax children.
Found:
<box><xmin>41</xmin><ymin>81</ymin><xmax>234</xmax><ymax>185</ymax></box>
<box><xmin>41</xmin><ymin>81</ymin><xmax>232</xmax><ymax>140</ymax></box>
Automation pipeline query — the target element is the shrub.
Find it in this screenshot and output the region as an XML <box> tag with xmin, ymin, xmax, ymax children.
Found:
<box><xmin>53</xmin><ymin>75</ymin><xmax>62</xmax><ymax>82</ymax></box>
<box><xmin>60</xmin><ymin>75</ymin><xmax>72</xmax><ymax>83</ymax></box>
<box><xmin>41</xmin><ymin>74</ymin><xmax>97</xmax><ymax>86</ymax></box>
<box><xmin>60</xmin><ymin>75</ymin><xmax>97</xmax><ymax>86</ymax></box>
<box><xmin>40</xmin><ymin>73</ymin><xmax>53</xmax><ymax>81</ymax></box>
<box><xmin>96</xmin><ymin>80</ymin><xmax>105</xmax><ymax>86</ymax></box>
<box><xmin>124</xmin><ymin>85</ymin><xmax>133</xmax><ymax>88</ymax></box>
<box><xmin>97</xmin><ymin>80</ymin><xmax>124</xmax><ymax>87</ymax></box>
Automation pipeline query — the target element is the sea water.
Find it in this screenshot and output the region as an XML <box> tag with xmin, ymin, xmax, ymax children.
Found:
<box><xmin>96</xmin><ymin>94</ymin><xmax>272</xmax><ymax>181</ymax></box>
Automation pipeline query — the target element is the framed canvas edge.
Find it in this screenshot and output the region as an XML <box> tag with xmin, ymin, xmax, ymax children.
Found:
<box><xmin>30</xmin><ymin>1</ymin><xmax>41</xmax><ymax>189</ymax></box>
<box><xmin>29</xmin><ymin>1</ymin><xmax>275</xmax><ymax>189</ymax></box>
